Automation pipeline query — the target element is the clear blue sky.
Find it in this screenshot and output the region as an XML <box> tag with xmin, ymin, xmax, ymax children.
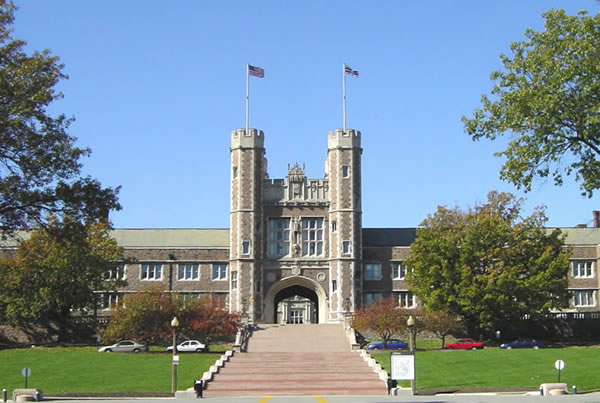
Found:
<box><xmin>12</xmin><ymin>1</ymin><xmax>600</xmax><ymax>229</ymax></box>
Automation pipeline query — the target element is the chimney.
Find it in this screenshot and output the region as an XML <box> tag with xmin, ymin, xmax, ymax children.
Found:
<box><xmin>594</xmin><ymin>210</ymin><xmax>600</xmax><ymax>228</ymax></box>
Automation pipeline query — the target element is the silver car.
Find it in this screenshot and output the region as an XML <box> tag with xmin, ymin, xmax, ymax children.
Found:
<box><xmin>98</xmin><ymin>340</ymin><xmax>147</xmax><ymax>353</ymax></box>
<box><xmin>166</xmin><ymin>340</ymin><xmax>206</xmax><ymax>353</ymax></box>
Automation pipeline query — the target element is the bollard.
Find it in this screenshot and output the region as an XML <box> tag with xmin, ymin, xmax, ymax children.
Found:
<box><xmin>539</xmin><ymin>385</ymin><xmax>544</xmax><ymax>396</ymax></box>
<box><xmin>573</xmin><ymin>385</ymin><xmax>577</xmax><ymax>394</ymax></box>
<box><xmin>194</xmin><ymin>379</ymin><xmax>203</xmax><ymax>398</ymax></box>
<box><xmin>2</xmin><ymin>388</ymin><xmax>6</xmax><ymax>402</ymax></box>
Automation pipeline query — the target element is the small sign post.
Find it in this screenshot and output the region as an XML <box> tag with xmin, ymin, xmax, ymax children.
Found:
<box><xmin>21</xmin><ymin>367</ymin><xmax>31</xmax><ymax>388</ymax></box>
<box><xmin>391</xmin><ymin>352</ymin><xmax>415</xmax><ymax>381</ymax></box>
<box><xmin>555</xmin><ymin>360</ymin><xmax>565</xmax><ymax>382</ymax></box>
<box><xmin>173</xmin><ymin>355</ymin><xmax>180</xmax><ymax>366</ymax></box>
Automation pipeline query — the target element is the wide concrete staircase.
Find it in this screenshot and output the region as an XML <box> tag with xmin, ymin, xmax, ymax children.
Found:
<box><xmin>203</xmin><ymin>324</ymin><xmax>386</xmax><ymax>396</ymax></box>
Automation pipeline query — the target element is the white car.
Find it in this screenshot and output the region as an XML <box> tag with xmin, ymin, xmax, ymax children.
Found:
<box><xmin>166</xmin><ymin>340</ymin><xmax>206</xmax><ymax>353</ymax></box>
<box><xmin>98</xmin><ymin>340</ymin><xmax>147</xmax><ymax>353</ymax></box>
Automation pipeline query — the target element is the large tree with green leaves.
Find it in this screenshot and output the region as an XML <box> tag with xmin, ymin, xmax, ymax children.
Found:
<box><xmin>0</xmin><ymin>0</ymin><xmax>120</xmax><ymax>231</ymax></box>
<box><xmin>463</xmin><ymin>9</ymin><xmax>600</xmax><ymax>197</ymax></box>
<box><xmin>0</xmin><ymin>218</ymin><xmax>125</xmax><ymax>340</ymax></box>
<box><xmin>406</xmin><ymin>191</ymin><xmax>570</xmax><ymax>338</ymax></box>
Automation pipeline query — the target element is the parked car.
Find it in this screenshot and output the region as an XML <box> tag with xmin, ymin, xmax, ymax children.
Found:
<box><xmin>500</xmin><ymin>339</ymin><xmax>545</xmax><ymax>349</ymax></box>
<box><xmin>98</xmin><ymin>340</ymin><xmax>147</xmax><ymax>353</ymax></box>
<box><xmin>166</xmin><ymin>340</ymin><xmax>206</xmax><ymax>353</ymax></box>
<box><xmin>444</xmin><ymin>338</ymin><xmax>484</xmax><ymax>350</ymax></box>
<box><xmin>367</xmin><ymin>339</ymin><xmax>408</xmax><ymax>350</ymax></box>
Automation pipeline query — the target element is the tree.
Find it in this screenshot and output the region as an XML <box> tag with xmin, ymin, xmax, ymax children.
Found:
<box><xmin>352</xmin><ymin>297</ymin><xmax>409</xmax><ymax>348</ymax></box>
<box><xmin>406</xmin><ymin>191</ymin><xmax>570</xmax><ymax>338</ymax></box>
<box><xmin>102</xmin><ymin>286</ymin><xmax>174</xmax><ymax>347</ymax></box>
<box><xmin>423</xmin><ymin>310</ymin><xmax>464</xmax><ymax>349</ymax></box>
<box><xmin>463</xmin><ymin>9</ymin><xmax>600</xmax><ymax>197</ymax></box>
<box><xmin>0</xmin><ymin>218</ymin><xmax>125</xmax><ymax>340</ymax></box>
<box><xmin>0</xmin><ymin>0</ymin><xmax>120</xmax><ymax>231</ymax></box>
<box><xmin>180</xmin><ymin>295</ymin><xmax>241</xmax><ymax>351</ymax></box>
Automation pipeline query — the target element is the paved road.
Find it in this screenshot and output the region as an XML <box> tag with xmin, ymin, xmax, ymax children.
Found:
<box><xmin>44</xmin><ymin>392</ymin><xmax>600</xmax><ymax>403</ymax></box>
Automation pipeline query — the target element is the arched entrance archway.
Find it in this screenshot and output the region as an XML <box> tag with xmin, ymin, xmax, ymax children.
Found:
<box><xmin>264</xmin><ymin>275</ymin><xmax>328</xmax><ymax>324</ymax></box>
<box><xmin>275</xmin><ymin>285</ymin><xmax>318</xmax><ymax>324</ymax></box>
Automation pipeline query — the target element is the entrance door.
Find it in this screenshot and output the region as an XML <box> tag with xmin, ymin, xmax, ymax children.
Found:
<box><xmin>289</xmin><ymin>309</ymin><xmax>304</xmax><ymax>324</ymax></box>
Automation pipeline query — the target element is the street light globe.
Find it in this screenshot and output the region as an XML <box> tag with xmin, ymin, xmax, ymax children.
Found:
<box><xmin>171</xmin><ymin>317</ymin><xmax>179</xmax><ymax>328</ymax></box>
<box><xmin>407</xmin><ymin>315</ymin><xmax>415</xmax><ymax>327</ymax></box>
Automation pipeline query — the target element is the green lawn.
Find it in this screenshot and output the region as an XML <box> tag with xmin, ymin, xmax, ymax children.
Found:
<box><xmin>0</xmin><ymin>346</ymin><xmax>221</xmax><ymax>396</ymax></box>
<box><xmin>372</xmin><ymin>346</ymin><xmax>600</xmax><ymax>392</ymax></box>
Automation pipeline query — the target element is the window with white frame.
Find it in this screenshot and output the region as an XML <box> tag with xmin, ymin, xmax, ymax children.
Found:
<box><xmin>572</xmin><ymin>260</ymin><xmax>594</xmax><ymax>278</ymax></box>
<box><xmin>178</xmin><ymin>293</ymin><xmax>200</xmax><ymax>306</ymax></box>
<box><xmin>231</xmin><ymin>271</ymin><xmax>238</xmax><ymax>289</ymax></box>
<box><xmin>573</xmin><ymin>290</ymin><xmax>596</xmax><ymax>307</ymax></box>
<box><xmin>342</xmin><ymin>165</ymin><xmax>350</xmax><ymax>178</ymax></box>
<box><xmin>365</xmin><ymin>292</ymin><xmax>383</xmax><ymax>306</ymax></box>
<box><xmin>178</xmin><ymin>263</ymin><xmax>199</xmax><ymax>280</ymax></box>
<box><xmin>398</xmin><ymin>291</ymin><xmax>416</xmax><ymax>308</ymax></box>
<box><xmin>141</xmin><ymin>263</ymin><xmax>162</xmax><ymax>280</ymax></box>
<box><xmin>242</xmin><ymin>241</ymin><xmax>250</xmax><ymax>255</ymax></box>
<box><xmin>393</xmin><ymin>262</ymin><xmax>407</xmax><ymax>280</ymax></box>
<box><xmin>342</xmin><ymin>240</ymin><xmax>351</xmax><ymax>255</ymax></box>
<box><xmin>302</xmin><ymin>218</ymin><xmax>323</xmax><ymax>256</ymax></box>
<box><xmin>212</xmin><ymin>263</ymin><xmax>228</xmax><ymax>280</ymax></box>
<box><xmin>364</xmin><ymin>264</ymin><xmax>383</xmax><ymax>280</ymax></box>
<box><xmin>268</xmin><ymin>218</ymin><xmax>290</xmax><ymax>258</ymax></box>
<box><xmin>105</xmin><ymin>264</ymin><xmax>126</xmax><ymax>280</ymax></box>
<box><xmin>101</xmin><ymin>292</ymin><xmax>123</xmax><ymax>309</ymax></box>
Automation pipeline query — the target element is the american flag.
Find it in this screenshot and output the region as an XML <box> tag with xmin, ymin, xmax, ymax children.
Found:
<box><xmin>248</xmin><ymin>65</ymin><xmax>265</xmax><ymax>78</ymax></box>
<box><xmin>344</xmin><ymin>65</ymin><xmax>359</xmax><ymax>77</ymax></box>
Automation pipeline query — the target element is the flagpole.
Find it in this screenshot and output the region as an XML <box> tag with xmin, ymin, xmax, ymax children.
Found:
<box><xmin>343</xmin><ymin>64</ymin><xmax>346</xmax><ymax>132</ymax></box>
<box><xmin>246</xmin><ymin>64</ymin><xmax>250</xmax><ymax>132</ymax></box>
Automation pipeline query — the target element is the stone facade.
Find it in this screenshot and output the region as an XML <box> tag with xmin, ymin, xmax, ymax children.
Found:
<box><xmin>12</xmin><ymin>127</ymin><xmax>597</xmax><ymax>323</ymax></box>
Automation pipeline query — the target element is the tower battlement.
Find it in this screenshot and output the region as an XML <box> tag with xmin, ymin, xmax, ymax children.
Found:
<box><xmin>231</xmin><ymin>128</ymin><xmax>264</xmax><ymax>148</ymax></box>
<box><xmin>327</xmin><ymin>129</ymin><xmax>361</xmax><ymax>149</ymax></box>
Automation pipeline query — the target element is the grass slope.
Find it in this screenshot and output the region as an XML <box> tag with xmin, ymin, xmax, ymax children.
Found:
<box><xmin>0</xmin><ymin>347</ymin><xmax>220</xmax><ymax>395</ymax></box>
<box><xmin>373</xmin><ymin>346</ymin><xmax>600</xmax><ymax>392</ymax></box>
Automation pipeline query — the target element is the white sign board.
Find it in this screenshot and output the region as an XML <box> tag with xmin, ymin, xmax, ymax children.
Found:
<box><xmin>555</xmin><ymin>360</ymin><xmax>565</xmax><ymax>371</ymax></box>
<box><xmin>173</xmin><ymin>355</ymin><xmax>180</xmax><ymax>365</ymax></box>
<box><xmin>391</xmin><ymin>352</ymin><xmax>414</xmax><ymax>380</ymax></box>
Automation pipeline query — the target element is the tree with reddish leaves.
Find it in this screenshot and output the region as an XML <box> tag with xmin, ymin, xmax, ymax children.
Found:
<box><xmin>423</xmin><ymin>309</ymin><xmax>464</xmax><ymax>349</ymax></box>
<box><xmin>352</xmin><ymin>297</ymin><xmax>410</xmax><ymax>348</ymax></box>
<box><xmin>179</xmin><ymin>295</ymin><xmax>241</xmax><ymax>352</ymax></box>
<box><xmin>102</xmin><ymin>285</ymin><xmax>175</xmax><ymax>347</ymax></box>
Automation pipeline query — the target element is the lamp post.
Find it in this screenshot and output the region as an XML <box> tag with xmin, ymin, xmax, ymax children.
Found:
<box><xmin>171</xmin><ymin>316</ymin><xmax>179</xmax><ymax>394</ymax></box>
<box><xmin>407</xmin><ymin>315</ymin><xmax>417</xmax><ymax>395</ymax></box>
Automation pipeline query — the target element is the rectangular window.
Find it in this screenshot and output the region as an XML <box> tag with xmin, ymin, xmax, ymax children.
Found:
<box><xmin>268</xmin><ymin>218</ymin><xmax>290</xmax><ymax>258</ymax></box>
<box><xmin>141</xmin><ymin>263</ymin><xmax>162</xmax><ymax>280</ymax></box>
<box><xmin>331</xmin><ymin>220</ymin><xmax>337</xmax><ymax>232</ymax></box>
<box><xmin>302</xmin><ymin>218</ymin><xmax>323</xmax><ymax>256</ymax></box>
<box><xmin>398</xmin><ymin>291</ymin><xmax>416</xmax><ymax>308</ymax></box>
<box><xmin>232</xmin><ymin>166</ymin><xmax>238</xmax><ymax>179</ymax></box>
<box><xmin>231</xmin><ymin>271</ymin><xmax>238</xmax><ymax>289</ymax></box>
<box><xmin>573</xmin><ymin>290</ymin><xmax>596</xmax><ymax>307</ymax></box>
<box><xmin>364</xmin><ymin>263</ymin><xmax>383</xmax><ymax>280</ymax></box>
<box><xmin>242</xmin><ymin>241</ymin><xmax>250</xmax><ymax>255</ymax></box>
<box><xmin>365</xmin><ymin>292</ymin><xmax>382</xmax><ymax>306</ymax></box>
<box><xmin>393</xmin><ymin>262</ymin><xmax>407</xmax><ymax>280</ymax></box>
<box><xmin>572</xmin><ymin>260</ymin><xmax>594</xmax><ymax>278</ymax></box>
<box><xmin>342</xmin><ymin>240</ymin><xmax>351</xmax><ymax>255</ymax></box>
<box><xmin>105</xmin><ymin>264</ymin><xmax>126</xmax><ymax>280</ymax></box>
<box><xmin>332</xmin><ymin>280</ymin><xmax>337</xmax><ymax>292</ymax></box>
<box><xmin>101</xmin><ymin>292</ymin><xmax>123</xmax><ymax>309</ymax></box>
<box><xmin>212</xmin><ymin>263</ymin><xmax>228</xmax><ymax>280</ymax></box>
<box><xmin>342</xmin><ymin>165</ymin><xmax>350</xmax><ymax>178</ymax></box>
<box><xmin>177</xmin><ymin>263</ymin><xmax>199</xmax><ymax>280</ymax></box>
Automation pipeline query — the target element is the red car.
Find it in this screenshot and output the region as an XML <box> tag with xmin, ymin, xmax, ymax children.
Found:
<box><xmin>444</xmin><ymin>338</ymin><xmax>484</xmax><ymax>350</ymax></box>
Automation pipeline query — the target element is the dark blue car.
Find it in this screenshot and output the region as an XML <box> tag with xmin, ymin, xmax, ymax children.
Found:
<box><xmin>500</xmin><ymin>339</ymin><xmax>545</xmax><ymax>349</ymax></box>
<box><xmin>367</xmin><ymin>339</ymin><xmax>408</xmax><ymax>350</ymax></box>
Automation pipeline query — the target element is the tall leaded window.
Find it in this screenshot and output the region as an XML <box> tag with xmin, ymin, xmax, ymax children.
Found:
<box><xmin>398</xmin><ymin>291</ymin><xmax>416</xmax><ymax>308</ymax></box>
<box><xmin>105</xmin><ymin>264</ymin><xmax>126</xmax><ymax>280</ymax></box>
<box><xmin>364</xmin><ymin>264</ymin><xmax>382</xmax><ymax>280</ymax></box>
<box><xmin>231</xmin><ymin>271</ymin><xmax>238</xmax><ymax>289</ymax></box>
<box><xmin>302</xmin><ymin>218</ymin><xmax>323</xmax><ymax>256</ymax></box>
<box><xmin>268</xmin><ymin>218</ymin><xmax>290</xmax><ymax>258</ymax></box>
<box><xmin>178</xmin><ymin>263</ymin><xmax>199</xmax><ymax>280</ymax></box>
<box><xmin>572</xmin><ymin>260</ymin><xmax>594</xmax><ymax>278</ymax></box>
<box><xmin>141</xmin><ymin>263</ymin><xmax>162</xmax><ymax>280</ymax></box>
